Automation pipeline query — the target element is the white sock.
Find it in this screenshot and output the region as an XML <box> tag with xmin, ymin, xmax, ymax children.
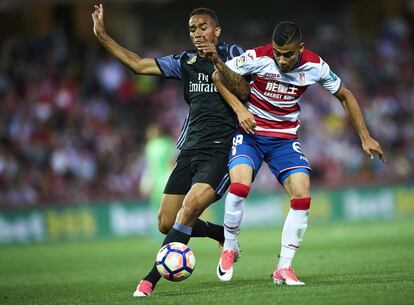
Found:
<box><xmin>223</xmin><ymin>192</ymin><xmax>244</xmax><ymax>251</ymax></box>
<box><xmin>277</xmin><ymin>208</ymin><xmax>309</xmax><ymax>269</ymax></box>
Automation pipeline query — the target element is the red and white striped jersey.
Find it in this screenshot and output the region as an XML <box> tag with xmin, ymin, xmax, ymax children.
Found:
<box><xmin>225</xmin><ymin>44</ymin><xmax>341</xmax><ymax>139</ymax></box>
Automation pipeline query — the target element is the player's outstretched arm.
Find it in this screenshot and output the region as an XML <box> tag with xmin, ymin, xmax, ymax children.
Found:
<box><xmin>334</xmin><ymin>84</ymin><xmax>385</xmax><ymax>161</ymax></box>
<box><xmin>92</xmin><ymin>4</ymin><xmax>161</xmax><ymax>75</ymax></box>
<box><xmin>212</xmin><ymin>71</ymin><xmax>256</xmax><ymax>135</ymax></box>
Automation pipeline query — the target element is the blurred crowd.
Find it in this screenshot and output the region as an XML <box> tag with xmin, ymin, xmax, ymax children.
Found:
<box><xmin>0</xmin><ymin>12</ymin><xmax>413</xmax><ymax>207</ymax></box>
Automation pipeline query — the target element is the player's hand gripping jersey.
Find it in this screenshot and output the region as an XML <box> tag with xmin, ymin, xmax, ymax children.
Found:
<box><xmin>226</xmin><ymin>45</ymin><xmax>341</xmax><ymax>139</ymax></box>
<box><xmin>155</xmin><ymin>42</ymin><xmax>243</xmax><ymax>150</ymax></box>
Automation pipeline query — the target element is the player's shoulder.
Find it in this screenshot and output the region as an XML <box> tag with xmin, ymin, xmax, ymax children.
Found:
<box><xmin>298</xmin><ymin>49</ymin><xmax>322</xmax><ymax>66</ymax></box>
<box><xmin>217</xmin><ymin>42</ymin><xmax>244</xmax><ymax>60</ymax></box>
<box><xmin>252</xmin><ymin>44</ymin><xmax>274</xmax><ymax>59</ymax></box>
<box><xmin>229</xmin><ymin>44</ymin><xmax>272</xmax><ymax>69</ymax></box>
<box><xmin>234</xmin><ymin>44</ymin><xmax>273</xmax><ymax>64</ymax></box>
<box><xmin>217</xmin><ymin>41</ymin><xmax>242</xmax><ymax>51</ymax></box>
<box><xmin>174</xmin><ymin>50</ymin><xmax>197</xmax><ymax>60</ymax></box>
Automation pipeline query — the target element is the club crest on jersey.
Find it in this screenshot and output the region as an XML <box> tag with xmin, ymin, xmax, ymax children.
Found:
<box><xmin>236</xmin><ymin>55</ymin><xmax>247</xmax><ymax>67</ymax></box>
<box><xmin>231</xmin><ymin>145</ymin><xmax>237</xmax><ymax>156</ymax></box>
<box><xmin>187</xmin><ymin>55</ymin><xmax>197</xmax><ymax>65</ymax></box>
<box><xmin>299</xmin><ymin>72</ymin><xmax>305</xmax><ymax>85</ymax></box>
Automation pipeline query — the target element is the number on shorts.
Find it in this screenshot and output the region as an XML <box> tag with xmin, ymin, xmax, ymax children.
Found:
<box><xmin>292</xmin><ymin>142</ymin><xmax>303</xmax><ymax>154</ymax></box>
<box><xmin>233</xmin><ymin>134</ymin><xmax>243</xmax><ymax>146</ymax></box>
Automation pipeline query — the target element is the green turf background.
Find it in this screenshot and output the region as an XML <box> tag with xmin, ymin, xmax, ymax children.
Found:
<box><xmin>1</xmin><ymin>218</ymin><xmax>413</xmax><ymax>305</ymax></box>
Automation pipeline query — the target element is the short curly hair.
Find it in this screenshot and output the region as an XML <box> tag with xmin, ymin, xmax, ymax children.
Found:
<box><xmin>189</xmin><ymin>8</ymin><xmax>219</xmax><ymax>26</ymax></box>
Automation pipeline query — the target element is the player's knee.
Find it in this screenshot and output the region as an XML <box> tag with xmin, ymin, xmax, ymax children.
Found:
<box><xmin>291</xmin><ymin>189</ymin><xmax>310</xmax><ymax>199</ymax></box>
<box><xmin>157</xmin><ymin>213</ymin><xmax>173</xmax><ymax>234</ymax></box>
<box><xmin>284</xmin><ymin>172</ymin><xmax>310</xmax><ymax>197</ymax></box>
<box><xmin>229</xmin><ymin>182</ymin><xmax>250</xmax><ymax>198</ymax></box>
<box><xmin>287</xmin><ymin>180</ymin><xmax>310</xmax><ymax>198</ymax></box>
<box><xmin>229</xmin><ymin>163</ymin><xmax>254</xmax><ymax>185</ymax></box>
<box><xmin>158</xmin><ymin>222</ymin><xmax>172</xmax><ymax>234</ymax></box>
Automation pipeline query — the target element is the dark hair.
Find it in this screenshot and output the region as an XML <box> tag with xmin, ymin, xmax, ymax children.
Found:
<box><xmin>272</xmin><ymin>21</ymin><xmax>302</xmax><ymax>46</ymax></box>
<box><xmin>189</xmin><ymin>7</ymin><xmax>219</xmax><ymax>26</ymax></box>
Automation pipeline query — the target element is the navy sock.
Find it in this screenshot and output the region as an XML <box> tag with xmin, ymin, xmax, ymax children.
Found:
<box><xmin>192</xmin><ymin>219</ymin><xmax>224</xmax><ymax>244</ymax></box>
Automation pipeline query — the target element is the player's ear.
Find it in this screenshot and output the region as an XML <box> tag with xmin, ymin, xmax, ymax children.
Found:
<box><xmin>215</xmin><ymin>26</ymin><xmax>221</xmax><ymax>38</ymax></box>
<box><xmin>299</xmin><ymin>42</ymin><xmax>305</xmax><ymax>52</ymax></box>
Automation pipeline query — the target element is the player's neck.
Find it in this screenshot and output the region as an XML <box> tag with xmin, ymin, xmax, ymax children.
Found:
<box><xmin>289</xmin><ymin>53</ymin><xmax>302</xmax><ymax>71</ymax></box>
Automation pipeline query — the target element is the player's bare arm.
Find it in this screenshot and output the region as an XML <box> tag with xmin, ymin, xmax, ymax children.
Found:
<box><xmin>197</xmin><ymin>40</ymin><xmax>250</xmax><ymax>100</ymax></box>
<box><xmin>334</xmin><ymin>84</ymin><xmax>385</xmax><ymax>161</ymax></box>
<box><xmin>212</xmin><ymin>56</ymin><xmax>250</xmax><ymax>101</ymax></box>
<box><xmin>212</xmin><ymin>71</ymin><xmax>256</xmax><ymax>135</ymax></box>
<box><xmin>92</xmin><ymin>4</ymin><xmax>161</xmax><ymax>75</ymax></box>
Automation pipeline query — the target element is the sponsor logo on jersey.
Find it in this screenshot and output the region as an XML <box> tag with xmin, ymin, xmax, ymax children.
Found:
<box><xmin>189</xmin><ymin>82</ymin><xmax>218</xmax><ymax>93</ymax></box>
<box><xmin>264</xmin><ymin>72</ymin><xmax>280</xmax><ymax>78</ymax></box>
<box><xmin>264</xmin><ymin>81</ymin><xmax>299</xmax><ymax>100</ymax></box>
<box><xmin>189</xmin><ymin>73</ymin><xmax>218</xmax><ymax>93</ymax></box>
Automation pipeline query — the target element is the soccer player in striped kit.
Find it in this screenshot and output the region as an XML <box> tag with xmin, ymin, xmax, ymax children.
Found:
<box><xmin>198</xmin><ymin>21</ymin><xmax>385</xmax><ymax>285</ymax></box>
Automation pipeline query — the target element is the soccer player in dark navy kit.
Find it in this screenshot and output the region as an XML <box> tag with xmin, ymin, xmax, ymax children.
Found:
<box><xmin>92</xmin><ymin>4</ymin><xmax>250</xmax><ymax>296</ymax></box>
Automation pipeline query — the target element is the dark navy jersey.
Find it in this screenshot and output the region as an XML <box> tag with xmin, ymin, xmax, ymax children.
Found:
<box><xmin>155</xmin><ymin>42</ymin><xmax>243</xmax><ymax>150</ymax></box>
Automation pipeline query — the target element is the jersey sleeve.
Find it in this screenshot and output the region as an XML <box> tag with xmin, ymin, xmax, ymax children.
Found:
<box><xmin>155</xmin><ymin>53</ymin><xmax>183</xmax><ymax>80</ymax></box>
<box><xmin>225</xmin><ymin>49</ymin><xmax>258</xmax><ymax>76</ymax></box>
<box><xmin>318</xmin><ymin>59</ymin><xmax>342</xmax><ymax>94</ymax></box>
<box><xmin>226</xmin><ymin>44</ymin><xmax>244</xmax><ymax>61</ymax></box>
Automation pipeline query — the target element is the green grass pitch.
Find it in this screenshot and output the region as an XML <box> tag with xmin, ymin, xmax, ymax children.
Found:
<box><xmin>1</xmin><ymin>218</ymin><xmax>413</xmax><ymax>305</ymax></box>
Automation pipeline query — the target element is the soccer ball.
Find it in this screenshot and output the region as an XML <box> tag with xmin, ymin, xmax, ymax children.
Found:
<box><xmin>155</xmin><ymin>242</ymin><xmax>196</xmax><ymax>281</ymax></box>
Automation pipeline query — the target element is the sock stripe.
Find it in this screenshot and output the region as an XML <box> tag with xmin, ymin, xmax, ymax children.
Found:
<box><xmin>224</xmin><ymin>223</ymin><xmax>239</xmax><ymax>230</ymax></box>
<box><xmin>229</xmin><ymin>182</ymin><xmax>250</xmax><ymax>198</ymax></box>
<box><xmin>173</xmin><ymin>223</ymin><xmax>192</xmax><ymax>235</ymax></box>
<box><xmin>290</xmin><ymin>197</ymin><xmax>311</xmax><ymax>210</ymax></box>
